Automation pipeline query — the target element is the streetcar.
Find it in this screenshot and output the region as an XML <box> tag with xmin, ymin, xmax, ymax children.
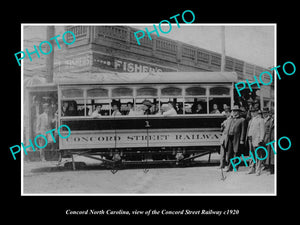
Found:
<box><xmin>24</xmin><ymin>71</ymin><xmax>247</xmax><ymax>169</ymax></box>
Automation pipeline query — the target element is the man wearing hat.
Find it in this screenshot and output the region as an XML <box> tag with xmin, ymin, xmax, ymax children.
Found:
<box><xmin>224</xmin><ymin>105</ymin><xmax>246</xmax><ymax>172</ymax></box>
<box><xmin>262</xmin><ymin>107</ymin><xmax>274</xmax><ymax>174</ymax></box>
<box><xmin>141</xmin><ymin>100</ymin><xmax>153</xmax><ymax>115</ymax></box>
<box><xmin>219</xmin><ymin>107</ymin><xmax>232</xmax><ymax>169</ymax></box>
<box><xmin>36</xmin><ymin>103</ymin><xmax>51</xmax><ymax>161</ymax></box>
<box><xmin>246</xmin><ymin>107</ymin><xmax>265</xmax><ymax>175</ymax></box>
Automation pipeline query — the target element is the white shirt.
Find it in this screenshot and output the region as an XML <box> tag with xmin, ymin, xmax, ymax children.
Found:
<box><xmin>91</xmin><ymin>110</ymin><xmax>101</xmax><ymax>118</ymax></box>
<box><xmin>128</xmin><ymin>109</ymin><xmax>136</xmax><ymax>116</ymax></box>
<box><xmin>248</xmin><ymin>115</ymin><xmax>258</xmax><ymax>137</ymax></box>
<box><xmin>112</xmin><ymin>110</ymin><xmax>122</xmax><ymax>116</ymax></box>
<box><xmin>163</xmin><ymin>108</ymin><xmax>177</xmax><ymax>116</ymax></box>
<box><xmin>247</xmin><ymin>115</ymin><xmax>265</xmax><ymax>147</ymax></box>
<box><xmin>36</xmin><ymin>112</ymin><xmax>50</xmax><ymax>133</ymax></box>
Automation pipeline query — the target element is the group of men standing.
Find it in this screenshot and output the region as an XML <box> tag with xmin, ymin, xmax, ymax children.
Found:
<box><xmin>219</xmin><ymin>104</ymin><xmax>274</xmax><ymax>176</ymax></box>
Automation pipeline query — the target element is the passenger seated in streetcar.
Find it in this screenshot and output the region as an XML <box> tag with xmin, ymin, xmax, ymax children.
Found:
<box><xmin>151</xmin><ymin>102</ymin><xmax>162</xmax><ymax>115</ymax></box>
<box><xmin>111</xmin><ymin>100</ymin><xmax>122</xmax><ymax>116</ymax></box>
<box><xmin>91</xmin><ymin>104</ymin><xmax>102</xmax><ymax>118</ymax></box>
<box><xmin>184</xmin><ymin>104</ymin><xmax>192</xmax><ymax>114</ymax></box>
<box><xmin>134</xmin><ymin>105</ymin><xmax>146</xmax><ymax>116</ymax></box>
<box><xmin>210</xmin><ymin>103</ymin><xmax>221</xmax><ymax>114</ymax></box>
<box><xmin>175</xmin><ymin>102</ymin><xmax>183</xmax><ymax>114</ymax></box>
<box><xmin>194</xmin><ymin>102</ymin><xmax>205</xmax><ymax>114</ymax></box>
<box><xmin>61</xmin><ymin>101</ymin><xmax>69</xmax><ymax>116</ymax></box>
<box><xmin>142</xmin><ymin>100</ymin><xmax>153</xmax><ymax>115</ymax></box>
<box><xmin>162</xmin><ymin>101</ymin><xmax>177</xmax><ymax>116</ymax></box>
<box><xmin>61</xmin><ymin>101</ymin><xmax>77</xmax><ymax>116</ymax></box>
<box><xmin>126</xmin><ymin>102</ymin><xmax>136</xmax><ymax>116</ymax></box>
<box><xmin>221</xmin><ymin>104</ymin><xmax>231</xmax><ymax>116</ymax></box>
<box><xmin>77</xmin><ymin>105</ymin><xmax>85</xmax><ymax>116</ymax></box>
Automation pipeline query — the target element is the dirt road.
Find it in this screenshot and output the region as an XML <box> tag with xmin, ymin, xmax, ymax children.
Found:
<box><xmin>23</xmin><ymin>153</ymin><xmax>275</xmax><ymax>195</ymax></box>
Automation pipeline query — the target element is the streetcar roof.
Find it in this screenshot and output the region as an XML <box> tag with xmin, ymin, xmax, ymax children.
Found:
<box><xmin>54</xmin><ymin>71</ymin><xmax>238</xmax><ymax>85</ymax></box>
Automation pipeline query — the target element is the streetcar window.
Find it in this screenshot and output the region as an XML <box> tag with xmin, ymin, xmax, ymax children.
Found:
<box><xmin>135</xmin><ymin>87</ymin><xmax>158</xmax><ymax>115</ymax></box>
<box><xmin>112</xmin><ymin>87</ymin><xmax>133</xmax><ymax>97</ymax></box>
<box><xmin>86</xmin><ymin>88</ymin><xmax>110</xmax><ymax>116</ymax></box>
<box><xmin>208</xmin><ymin>97</ymin><xmax>231</xmax><ymax>114</ymax></box>
<box><xmin>134</xmin><ymin>98</ymin><xmax>158</xmax><ymax>116</ymax></box>
<box><xmin>184</xmin><ymin>97</ymin><xmax>208</xmax><ymax>114</ymax></box>
<box><xmin>61</xmin><ymin>89</ymin><xmax>83</xmax><ymax>98</ymax></box>
<box><xmin>137</xmin><ymin>87</ymin><xmax>158</xmax><ymax>97</ymax></box>
<box><xmin>61</xmin><ymin>99</ymin><xmax>84</xmax><ymax>117</ymax></box>
<box><xmin>160</xmin><ymin>97</ymin><xmax>184</xmax><ymax>115</ymax></box>
<box><xmin>61</xmin><ymin>88</ymin><xmax>85</xmax><ymax>117</ymax></box>
<box><xmin>161</xmin><ymin>87</ymin><xmax>182</xmax><ymax>96</ymax></box>
<box><xmin>185</xmin><ymin>87</ymin><xmax>206</xmax><ymax>96</ymax></box>
<box><xmin>208</xmin><ymin>86</ymin><xmax>231</xmax><ymax>114</ymax></box>
<box><xmin>86</xmin><ymin>99</ymin><xmax>111</xmax><ymax>116</ymax></box>
<box><xmin>118</xmin><ymin>98</ymin><xmax>136</xmax><ymax>115</ymax></box>
<box><xmin>209</xmin><ymin>86</ymin><xmax>230</xmax><ymax>96</ymax></box>
<box><xmin>111</xmin><ymin>88</ymin><xmax>134</xmax><ymax>116</ymax></box>
<box><xmin>87</xmin><ymin>88</ymin><xmax>108</xmax><ymax>97</ymax></box>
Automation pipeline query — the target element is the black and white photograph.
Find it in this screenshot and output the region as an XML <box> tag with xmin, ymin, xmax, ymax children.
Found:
<box><xmin>21</xmin><ymin>24</ymin><xmax>276</xmax><ymax>195</ymax></box>
<box><xmin>4</xmin><ymin>5</ymin><xmax>299</xmax><ymax>221</ymax></box>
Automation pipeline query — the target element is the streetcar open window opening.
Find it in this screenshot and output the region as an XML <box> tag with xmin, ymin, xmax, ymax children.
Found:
<box><xmin>135</xmin><ymin>87</ymin><xmax>158</xmax><ymax>116</ymax></box>
<box><xmin>87</xmin><ymin>88</ymin><xmax>110</xmax><ymax>116</ymax></box>
<box><xmin>61</xmin><ymin>88</ymin><xmax>85</xmax><ymax>117</ymax></box>
<box><xmin>208</xmin><ymin>86</ymin><xmax>231</xmax><ymax>114</ymax></box>
<box><xmin>111</xmin><ymin>87</ymin><xmax>134</xmax><ymax>116</ymax></box>
<box><xmin>185</xmin><ymin>97</ymin><xmax>207</xmax><ymax>114</ymax></box>
<box><xmin>161</xmin><ymin>87</ymin><xmax>183</xmax><ymax>116</ymax></box>
<box><xmin>185</xmin><ymin>86</ymin><xmax>207</xmax><ymax>114</ymax></box>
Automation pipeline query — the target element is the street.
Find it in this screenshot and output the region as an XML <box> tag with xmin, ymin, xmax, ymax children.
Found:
<box><xmin>23</xmin><ymin>153</ymin><xmax>275</xmax><ymax>195</ymax></box>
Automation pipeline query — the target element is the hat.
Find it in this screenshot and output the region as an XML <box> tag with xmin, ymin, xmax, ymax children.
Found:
<box><xmin>231</xmin><ymin>105</ymin><xmax>241</xmax><ymax>111</ymax></box>
<box><xmin>249</xmin><ymin>107</ymin><xmax>259</xmax><ymax>112</ymax></box>
<box><xmin>111</xmin><ymin>100</ymin><xmax>121</xmax><ymax>107</ymax></box>
<box><xmin>262</xmin><ymin>107</ymin><xmax>270</xmax><ymax>113</ymax></box>
<box><xmin>142</xmin><ymin>100</ymin><xmax>153</xmax><ymax>107</ymax></box>
<box><xmin>240</xmin><ymin>106</ymin><xmax>246</xmax><ymax>112</ymax></box>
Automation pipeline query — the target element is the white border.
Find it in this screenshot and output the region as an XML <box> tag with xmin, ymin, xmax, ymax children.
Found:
<box><xmin>21</xmin><ymin>23</ymin><xmax>277</xmax><ymax>196</ymax></box>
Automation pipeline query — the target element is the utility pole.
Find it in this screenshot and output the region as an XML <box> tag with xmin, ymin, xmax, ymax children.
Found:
<box><xmin>220</xmin><ymin>26</ymin><xmax>226</xmax><ymax>72</ymax></box>
<box><xmin>46</xmin><ymin>26</ymin><xmax>55</xmax><ymax>83</ymax></box>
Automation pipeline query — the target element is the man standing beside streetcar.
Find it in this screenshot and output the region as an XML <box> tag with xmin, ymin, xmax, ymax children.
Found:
<box><xmin>246</xmin><ymin>107</ymin><xmax>265</xmax><ymax>175</ymax></box>
<box><xmin>223</xmin><ymin>105</ymin><xmax>246</xmax><ymax>172</ymax></box>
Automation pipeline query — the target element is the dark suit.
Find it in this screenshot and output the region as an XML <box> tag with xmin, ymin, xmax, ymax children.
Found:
<box><xmin>219</xmin><ymin>117</ymin><xmax>231</xmax><ymax>168</ymax></box>
<box><xmin>264</xmin><ymin>116</ymin><xmax>273</xmax><ymax>143</ymax></box>
<box><xmin>226</xmin><ymin>115</ymin><xmax>246</xmax><ymax>170</ymax></box>
<box><xmin>264</xmin><ymin>116</ymin><xmax>274</xmax><ymax>167</ymax></box>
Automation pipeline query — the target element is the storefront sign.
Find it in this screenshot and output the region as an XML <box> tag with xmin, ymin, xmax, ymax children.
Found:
<box><xmin>64</xmin><ymin>54</ymin><xmax>91</xmax><ymax>68</ymax></box>
<box><xmin>59</xmin><ymin>53</ymin><xmax>177</xmax><ymax>73</ymax></box>
<box><xmin>92</xmin><ymin>53</ymin><xmax>177</xmax><ymax>72</ymax></box>
<box><xmin>60</xmin><ymin>129</ymin><xmax>221</xmax><ymax>149</ymax></box>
